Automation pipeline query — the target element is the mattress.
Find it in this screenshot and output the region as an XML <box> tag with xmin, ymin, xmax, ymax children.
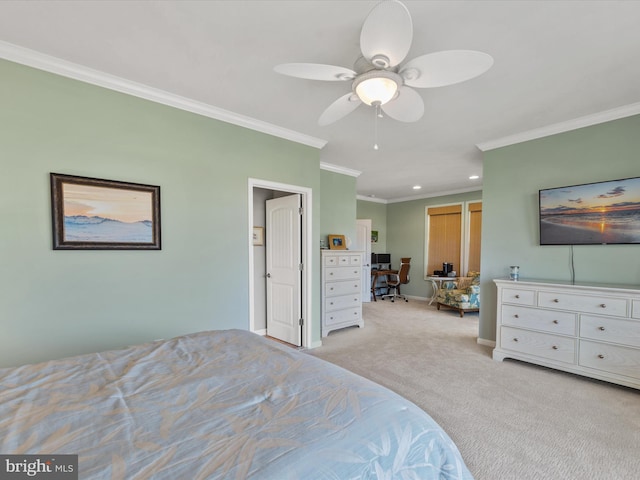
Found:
<box><xmin>0</xmin><ymin>329</ymin><xmax>473</xmax><ymax>479</ymax></box>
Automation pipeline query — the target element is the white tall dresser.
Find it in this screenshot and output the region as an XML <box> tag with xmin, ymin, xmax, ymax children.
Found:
<box><xmin>493</xmin><ymin>278</ymin><xmax>640</xmax><ymax>390</ymax></box>
<box><xmin>321</xmin><ymin>250</ymin><xmax>363</xmax><ymax>337</ymax></box>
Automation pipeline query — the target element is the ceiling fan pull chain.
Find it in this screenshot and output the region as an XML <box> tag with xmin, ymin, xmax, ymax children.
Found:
<box><xmin>373</xmin><ymin>102</ymin><xmax>381</xmax><ymax>150</ymax></box>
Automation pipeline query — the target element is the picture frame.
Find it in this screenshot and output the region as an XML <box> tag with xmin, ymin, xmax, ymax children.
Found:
<box><xmin>328</xmin><ymin>234</ymin><xmax>346</xmax><ymax>250</ymax></box>
<box><xmin>253</xmin><ymin>226</ymin><xmax>264</xmax><ymax>246</ymax></box>
<box><xmin>50</xmin><ymin>173</ymin><xmax>161</xmax><ymax>250</ymax></box>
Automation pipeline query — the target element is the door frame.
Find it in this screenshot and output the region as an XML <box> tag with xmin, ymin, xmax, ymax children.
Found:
<box><xmin>248</xmin><ymin>178</ymin><xmax>312</xmax><ymax>348</ymax></box>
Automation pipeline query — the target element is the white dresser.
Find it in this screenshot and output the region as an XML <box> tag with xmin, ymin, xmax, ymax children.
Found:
<box><xmin>493</xmin><ymin>278</ymin><xmax>640</xmax><ymax>390</ymax></box>
<box><xmin>321</xmin><ymin>250</ymin><xmax>363</xmax><ymax>337</ymax></box>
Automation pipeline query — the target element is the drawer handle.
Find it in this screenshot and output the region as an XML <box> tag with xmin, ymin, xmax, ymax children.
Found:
<box><xmin>330</xmin><ymin>287</ymin><xmax>334</xmax><ymax>291</ymax></box>
<box><xmin>354</xmin><ymin>312</ymin><xmax>358</xmax><ymax>316</ymax></box>
<box><xmin>514</xmin><ymin>314</ymin><xmax>519</xmax><ymax>318</ymax></box>
<box><xmin>330</xmin><ymin>272</ymin><xmax>334</xmax><ymax>276</ymax></box>
<box><xmin>515</xmin><ymin>295</ymin><xmax>520</xmax><ymax>299</ymax></box>
<box><xmin>597</xmin><ymin>354</ymin><xmax>605</xmax><ymax>359</ymax></box>
<box><xmin>513</xmin><ymin>338</ymin><xmax>519</xmax><ymax>342</ymax></box>
<box><xmin>354</xmin><ymin>298</ymin><xmax>358</xmax><ymax>301</ymax></box>
<box><xmin>330</xmin><ymin>302</ymin><xmax>334</xmax><ymax>305</ymax></box>
<box><xmin>598</xmin><ymin>326</ymin><xmax>605</xmax><ymax>331</ymax></box>
<box><xmin>553</xmin><ymin>298</ymin><xmax>559</xmax><ymax>303</ymax></box>
<box><xmin>552</xmin><ymin>345</ymin><xmax>558</xmax><ymax>350</ymax></box>
<box><xmin>553</xmin><ymin>320</ymin><xmax>559</xmax><ymax>324</ymax></box>
<box><xmin>599</xmin><ymin>304</ymin><xmax>606</xmax><ymax>308</ymax></box>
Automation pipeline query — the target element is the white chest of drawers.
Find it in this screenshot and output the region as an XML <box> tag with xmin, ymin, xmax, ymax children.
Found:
<box><xmin>493</xmin><ymin>279</ymin><xmax>640</xmax><ymax>390</ymax></box>
<box><xmin>321</xmin><ymin>250</ymin><xmax>363</xmax><ymax>337</ymax></box>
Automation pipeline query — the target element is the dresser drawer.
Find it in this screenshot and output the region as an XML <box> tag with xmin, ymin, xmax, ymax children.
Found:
<box><xmin>580</xmin><ymin>315</ymin><xmax>640</xmax><ymax>348</ymax></box>
<box><xmin>502</xmin><ymin>305</ymin><xmax>576</xmax><ymax>336</ymax></box>
<box><xmin>325</xmin><ymin>279</ymin><xmax>360</xmax><ymax>297</ymax></box>
<box><xmin>325</xmin><ymin>293</ymin><xmax>361</xmax><ymax>312</ymax></box>
<box><xmin>349</xmin><ymin>255</ymin><xmax>361</xmax><ymax>265</ymax></box>
<box><xmin>324</xmin><ymin>255</ymin><xmax>338</xmax><ymax>266</ymax></box>
<box><xmin>501</xmin><ymin>326</ymin><xmax>576</xmax><ymax>364</ymax></box>
<box><xmin>579</xmin><ymin>340</ymin><xmax>640</xmax><ymax>380</ymax></box>
<box><xmin>325</xmin><ymin>266</ymin><xmax>361</xmax><ymax>281</ymax></box>
<box><xmin>538</xmin><ymin>291</ymin><xmax>627</xmax><ymax>317</ymax></box>
<box><xmin>325</xmin><ymin>307</ymin><xmax>361</xmax><ymax>326</ymax></box>
<box><xmin>502</xmin><ymin>288</ymin><xmax>535</xmax><ymax>306</ymax></box>
<box><xmin>633</xmin><ymin>300</ymin><xmax>640</xmax><ymax>319</ymax></box>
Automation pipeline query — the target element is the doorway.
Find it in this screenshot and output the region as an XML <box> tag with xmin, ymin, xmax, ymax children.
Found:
<box><xmin>248</xmin><ymin>178</ymin><xmax>312</xmax><ymax>348</ymax></box>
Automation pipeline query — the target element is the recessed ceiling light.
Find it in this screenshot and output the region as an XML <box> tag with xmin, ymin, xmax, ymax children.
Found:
<box><xmin>469</xmin><ymin>175</ymin><xmax>480</xmax><ymax>180</ymax></box>
<box><xmin>412</xmin><ymin>185</ymin><xmax>422</xmax><ymax>190</ymax></box>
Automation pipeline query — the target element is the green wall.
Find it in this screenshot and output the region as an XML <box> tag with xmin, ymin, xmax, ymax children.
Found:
<box><xmin>386</xmin><ymin>191</ymin><xmax>483</xmax><ymax>298</ymax></box>
<box><xmin>320</xmin><ymin>169</ymin><xmax>357</xmax><ymax>248</ymax></box>
<box><xmin>0</xmin><ymin>59</ymin><xmax>327</xmax><ymax>367</ymax></box>
<box><xmin>357</xmin><ymin>199</ymin><xmax>388</xmax><ymax>253</ymax></box>
<box><xmin>480</xmin><ymin>114</ymin><xmax>640</xmax><ymax>342</ymax></box>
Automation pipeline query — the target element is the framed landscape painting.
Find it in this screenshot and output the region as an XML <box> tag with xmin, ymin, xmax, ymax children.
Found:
<box><xmin>50</xmin><ymin>173</ymin><xmax>161</xmax><ymax>250</ymax></box>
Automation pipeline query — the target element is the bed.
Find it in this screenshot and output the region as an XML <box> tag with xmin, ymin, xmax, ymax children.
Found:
<box><xmin>0</xmin><ymin>329</ymin><xmax>473</xmax><ymax>479</ymax></box>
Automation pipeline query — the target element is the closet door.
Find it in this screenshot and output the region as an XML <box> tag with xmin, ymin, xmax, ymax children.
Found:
<box><xmin>355</xmin><ymin>219</ymin><xmax>372</xmax><ymax>302</ymax></box>
<box><xmin>266</xmin><ymin>194</ymin><xmax>301</xmax><ymax>346</ymax></box>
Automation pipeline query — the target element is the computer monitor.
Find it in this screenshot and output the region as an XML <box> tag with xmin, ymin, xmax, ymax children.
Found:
<box><xmin>376</xmin><ymin>253</ymin><xmax>391</xmax><ymax>264</ymax></box>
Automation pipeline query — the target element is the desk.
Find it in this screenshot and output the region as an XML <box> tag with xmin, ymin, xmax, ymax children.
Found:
<box><xmin>427</xmin><ymin>276</ymin><xmax>458</xmax><ymax>305</ymax></box>
<box><xmin>371</xmin><ymin>269</ymin><xmax>398</xmax><ymax>301</ymax></box>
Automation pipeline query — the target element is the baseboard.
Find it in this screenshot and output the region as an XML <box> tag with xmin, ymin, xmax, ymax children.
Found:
<box><xmin>477</xmin><ymin>337</ymin><xmax>496</xmax><ymax>348</ymax></box>
<box><xmin>404</xmin><ymin>295</ymin><xmax>429</xmax><ymax>301</ymax></box>
<box><xmin>255</xmin><ymin>328</ymin><xmax>322</xmax><ymax>349</ymax></box>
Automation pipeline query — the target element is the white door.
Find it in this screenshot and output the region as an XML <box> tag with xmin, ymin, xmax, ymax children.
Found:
<box><xmin>266</xmin><ymin>194</ymin><xmax>302</xmax><ymax>345</ymax></box>
<box><xmin>355</xmin><ymin>219</ymin><xmax>372</xmax><ymax>302</ymax></box>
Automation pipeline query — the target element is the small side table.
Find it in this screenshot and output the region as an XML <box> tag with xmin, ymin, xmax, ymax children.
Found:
<box><xmin>426</xmin><ymin>276</ymin><xmax>458</xmax><ymax>305</ymax></box>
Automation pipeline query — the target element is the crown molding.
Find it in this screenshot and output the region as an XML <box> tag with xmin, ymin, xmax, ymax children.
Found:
<box><xmin>477</xmin><ymin>102</ymin><xmax>640</xmax><ymax>152</ymax></box>
<box><xmin>320</xmin><ymin>162</ymin><xmax>361</xmax><ymax>177</ymax></box>
<box><xmin>357</xmin><ymin>186</ymin><xmax>482</xmax><ymax>204</ymax></box>
<box><xmin>387</xmin><ymin>186</ymin><xmax>483</xmax><ymax>204</ymax></box>
<box><xmin>0</xmin><ymin>41</ymin><xmax>327</xmax><ymax>150</ymax></box>
<box><xmin>356</xmin><ymin>195</ymin><xmax>388</xmax><ymax>204</ymax></box>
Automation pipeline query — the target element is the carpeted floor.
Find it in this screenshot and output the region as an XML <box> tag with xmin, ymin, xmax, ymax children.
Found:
<box><xmin>308</xmin><ymin>299</ymin><xmax>640</xmax><ymax>480</ymax></box>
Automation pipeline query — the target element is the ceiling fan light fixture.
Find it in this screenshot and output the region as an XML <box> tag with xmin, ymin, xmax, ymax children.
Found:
<box><xmin>353</xmin><ymin>70</ymin><xmax>401</xmax><ymax>106</ymax></box>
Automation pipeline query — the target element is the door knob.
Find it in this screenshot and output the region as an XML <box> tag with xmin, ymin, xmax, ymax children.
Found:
<box><xmin>266</xmin><ymin>273</ymin><xmax>271</xmax><ymax>278</ymax></box>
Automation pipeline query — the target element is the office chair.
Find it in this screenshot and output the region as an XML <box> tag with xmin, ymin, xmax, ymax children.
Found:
<box><xmin>381</xmin><ymin>258</ymin><xmax>411</xmax><ymax>302</ymax></box>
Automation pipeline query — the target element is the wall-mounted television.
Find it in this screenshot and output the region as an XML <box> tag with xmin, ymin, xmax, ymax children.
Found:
<box><xmin>539</xmin><ymin>176</ymin><xmax>640</xmax><ymax>245</ymax></box>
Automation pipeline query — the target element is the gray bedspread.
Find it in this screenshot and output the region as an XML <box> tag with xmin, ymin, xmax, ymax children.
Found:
<box><xmin>0</xmin><ymin>329</ymin><xmax>473</xmax><ymax>479</ymax></box>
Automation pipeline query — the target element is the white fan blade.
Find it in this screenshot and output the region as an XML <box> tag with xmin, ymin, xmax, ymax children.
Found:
<box><xmin>381</xmin><ymin>86</ymin><xmax>424</xmax><ymax>122</ymax></box>
<box><xmin>400</xmin><ymin>50</ymin><xmax>494</xmax><ymax>88</ymax></box>
<box><xmin>274</xmin><ymin>63</ymin><xmax>356</xmax><ymax>81</ymax></box>
<box><xmin>318</xmin><ymin>93</ymin><xmax>362</xmax><ymax>126</ymax></box>
<box><xmin>360</xmin><ymin>0</ymin><xmax>413</xmax><ymax>68</ymax></box>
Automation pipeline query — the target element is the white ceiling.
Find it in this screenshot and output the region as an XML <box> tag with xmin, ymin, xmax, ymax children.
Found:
<box><xmin>1</xmin><ymin>0</ymin><xmax>639</xmax><ymax>202</ymax></box>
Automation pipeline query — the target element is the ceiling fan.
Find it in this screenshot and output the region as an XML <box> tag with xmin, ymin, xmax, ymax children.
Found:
<box><xmin>274</xmin><ymin>0</ymin><xmax>493</xmax><ymax>126</ymax></box>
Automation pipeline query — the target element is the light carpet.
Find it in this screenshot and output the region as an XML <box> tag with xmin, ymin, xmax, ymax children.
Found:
<box><xmin>308</xmin><ymin>299</ymin><xmax>640</xmax><ymax>480</ymax></box>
